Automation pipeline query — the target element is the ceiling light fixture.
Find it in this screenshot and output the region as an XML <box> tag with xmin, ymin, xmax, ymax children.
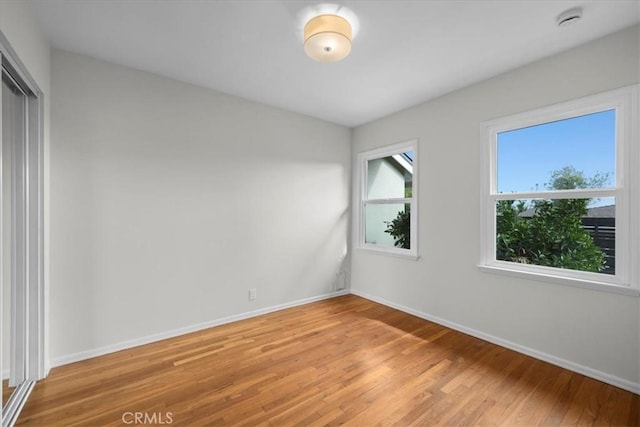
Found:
<box><xmin>304</xmin><ymin>13</ymin><xmax>352</xmax><ymax>62</ymax></box>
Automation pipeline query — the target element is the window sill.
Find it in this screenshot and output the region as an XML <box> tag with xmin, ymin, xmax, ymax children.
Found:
<box><xmin>477</xmin><ymin>264</ymin><xmax>639</xmax><ymax>296</ymax></box>
<box><xmin>357</xmin><ymin>246</ymin><xmax>419</xmax><ymax>261</ymax></box>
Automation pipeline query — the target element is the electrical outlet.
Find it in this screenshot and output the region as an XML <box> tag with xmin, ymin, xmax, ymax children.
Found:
<box><xmin>248</xmin><ymin>288</ymin><xmax>257</xmax><ymax>301</ymax></box>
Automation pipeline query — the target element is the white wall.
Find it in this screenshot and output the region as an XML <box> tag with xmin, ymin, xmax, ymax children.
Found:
<box><xmin>0</xmin><ymin>0</ymin><xmax>51</xmax><ymax>372</ymax></box>
<box><xmin>351</xmin><ymin>25</ymin><xmax>640</xmax><ymax>391</ymax></box>
<box><xmin>49</xmin><ymin>49</ymin><xmax>351</xmax><ymax>362</ymax></box>
<box><xmin>0</xmin><ymin>1</ymin><xmax>51</xmax><ymax>93</ymax></box>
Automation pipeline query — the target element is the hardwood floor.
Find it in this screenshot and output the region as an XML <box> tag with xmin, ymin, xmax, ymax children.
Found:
<box><xmin>3</xmin><ymin>380</ymin><xmax>15</xmax><ymax>406</ymax></box>
<box><xmin>17</xmin><ymin>295</ymin><xmax>639</xmax><ymax>426</ymax></box>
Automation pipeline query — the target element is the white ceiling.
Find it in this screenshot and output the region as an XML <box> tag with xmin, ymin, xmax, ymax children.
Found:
<box><xmin>31</xmin><ymin>0</ymin><xmax>639</xmax><ymax>127</ymax></box>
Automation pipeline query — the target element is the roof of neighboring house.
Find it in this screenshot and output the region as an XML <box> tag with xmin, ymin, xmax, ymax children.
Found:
<box><xmin>389</xmin><ymin>153</ymin><xmax>413</xmax><ymax>175</ymax></box>
<box><xmin>583</xmin><ymin>205</ymin><xmax>615</xmax><ymax>218</ymax></box>
<box><xmin>380</xmin><ymin>153</ymin><xmax>413</xmax><ymax>180</ymax></box>
<box><xmin>519</xmin><ymin>204</ymin><xmax>615</xmax><ymax>218</ymax></box>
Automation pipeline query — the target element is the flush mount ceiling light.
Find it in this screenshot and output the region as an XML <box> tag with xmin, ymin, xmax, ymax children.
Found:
<box><xmin>304</xmin><ymin>14</ymin><xmax>352</xmax><ymax>62</ymax></box>
<box><xmin>301</xmin><ymin>4</ymin><xmax>358</xmax><ymax>63</ymax></box>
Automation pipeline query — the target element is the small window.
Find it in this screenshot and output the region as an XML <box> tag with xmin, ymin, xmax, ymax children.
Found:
<box><xmin>357</xmin><ymin>140</ymin><xmax>418</xmax><ymax>258</ymax></box>
<box><xmin>480</xmin><ymin>85</ymin><xmax>638</xmax><ymax>294</ymax></box>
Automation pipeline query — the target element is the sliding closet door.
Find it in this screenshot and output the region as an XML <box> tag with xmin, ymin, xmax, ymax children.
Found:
<box><xmin>1</xmin><ymin>68</ymin><xmax>14</xmax><ymax>408</ymax></box>
<box><xmin>0</xmin><ymin>35</ymin><xmax>45</xmax><ymax>425</ymax></box>
<box><xmin>2</xmin><ymin>68</ymin><xmax>28</xmax><ymax>396</ymax></box>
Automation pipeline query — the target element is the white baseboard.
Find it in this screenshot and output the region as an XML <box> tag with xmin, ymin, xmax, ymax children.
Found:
<box><xmin>350</xmin><ymin>289</ymin><xmax>640</xmax><ymax>395</ymax></box>
<box><xmin>46</xmin><ymin>287</ymin><xmax>639</xmax><ymax>396</ymax></box>
<box><xmin>48</xmin><ymin>289</ymin><xmax>349</xmax><ymax>370</ymax></box>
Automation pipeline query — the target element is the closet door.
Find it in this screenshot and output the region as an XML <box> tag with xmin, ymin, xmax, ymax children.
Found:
<box><xmin>0</xmin><ymin>39</ymin><xmax>45</xmax><ymax>424</ymax></box>
<box><xmin>1</xmin><ymin>59</ymin><xmax>28</xmax><ymax>420</ymax></box>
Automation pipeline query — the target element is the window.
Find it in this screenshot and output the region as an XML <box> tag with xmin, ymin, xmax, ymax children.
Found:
<box><xmin>480</xmin><ymin>85</ymin><xmax>639</xmax><ymax>295</ymax></box>
<box><xmin>357</xmin><ymin>140</ymin><xmax>418</xmax><ymax>258</ymax></box>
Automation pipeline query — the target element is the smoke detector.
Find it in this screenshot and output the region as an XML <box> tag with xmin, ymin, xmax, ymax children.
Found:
<box><xmin>556</xmin><ymin>7</ymin><xmax>583</xmax><ymax>27</ymax></box>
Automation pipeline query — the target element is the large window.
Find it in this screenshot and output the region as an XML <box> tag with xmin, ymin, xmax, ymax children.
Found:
<box><xmin>480</xmin><ymin>85</ymin><xmax>639</xmax><ymax>294</ymax></box>
<box><xmin>357</xmin><ymin>140</ymin><xmax>418</xmax><ymax>258</ymax></box>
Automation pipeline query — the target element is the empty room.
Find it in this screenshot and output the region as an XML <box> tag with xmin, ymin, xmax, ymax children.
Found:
<box><xmin>0</xmin><ymin>0</ymin><xmax>639</xmax><ymax>425</ymax></box>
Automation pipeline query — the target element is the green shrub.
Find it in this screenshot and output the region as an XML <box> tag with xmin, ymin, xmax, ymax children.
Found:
<box><xmin>385</xmin><ymin>208</ymin><xmax>410</xmax><ymax>249</ymax></box>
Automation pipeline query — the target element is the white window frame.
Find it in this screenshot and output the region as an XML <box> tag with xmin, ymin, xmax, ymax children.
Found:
<box><xmin>356</xmin><ymin>139</ymin><xmax>418</xmax><ymax>259</ymax></box>
<box><xmin>479</xmin><ymin>85</ymin><xmax>639</xmax><ymax>296</ymax></box>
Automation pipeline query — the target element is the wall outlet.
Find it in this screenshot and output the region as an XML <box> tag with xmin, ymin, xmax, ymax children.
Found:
<box><xmin>248</xmin><ymin>288</ymin><xmax>257</xmax><ymax>301</ymax></box>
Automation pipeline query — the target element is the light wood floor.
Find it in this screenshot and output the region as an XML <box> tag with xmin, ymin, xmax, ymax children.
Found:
<box><xmin>17</xmin><ymin>295</ymin><xmax>639</xmax><ymax>426</ymax></box>
<box><xmin>3</xmin><ymin>380</ymin><xmax>14</xmax><ymax>406</ymax></box>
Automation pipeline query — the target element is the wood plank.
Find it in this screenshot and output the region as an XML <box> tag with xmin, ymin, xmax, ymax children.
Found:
<box><xmin>16</xmin><ymin>295</ymin><xmax>639</xmax><ymax>426</ymax></box>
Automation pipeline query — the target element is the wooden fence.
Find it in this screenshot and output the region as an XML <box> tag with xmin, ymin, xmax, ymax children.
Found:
<box><xmin>581</xmin><ymin>217</ymin><xmax>615</xmax><ymax>275</ymax></box>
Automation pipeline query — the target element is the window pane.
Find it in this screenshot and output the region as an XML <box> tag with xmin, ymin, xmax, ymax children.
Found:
<box><xmin>496</xmin><ymin>197</ymin><xmax>615</xmax><ymax>274</ymax></box>
<box><xmin>367</xmin><ymin>152</ymin><xmax>413</xmax><ymax>199</ymax></box>
<box><xmin>497</xmin><ymin>110</ymin><xmax>615</xmax><ymax>193</ymax></box>
<box><xmin>365</xmin><ymin>203</ymin><xmax>410</xmax><ymax>249</ymax></box>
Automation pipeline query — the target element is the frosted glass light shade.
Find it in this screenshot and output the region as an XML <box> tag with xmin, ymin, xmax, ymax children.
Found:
<box><xmin>304</xmin><ymin>14</ymin><xmax>352</xmax><ymax>62</ymax></box>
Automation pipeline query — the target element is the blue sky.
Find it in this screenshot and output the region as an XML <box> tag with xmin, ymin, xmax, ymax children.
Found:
<box><xmin>497</xmin><ymin>109</ymin><xmax>616</xmax><ymax>196</ymax></box>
